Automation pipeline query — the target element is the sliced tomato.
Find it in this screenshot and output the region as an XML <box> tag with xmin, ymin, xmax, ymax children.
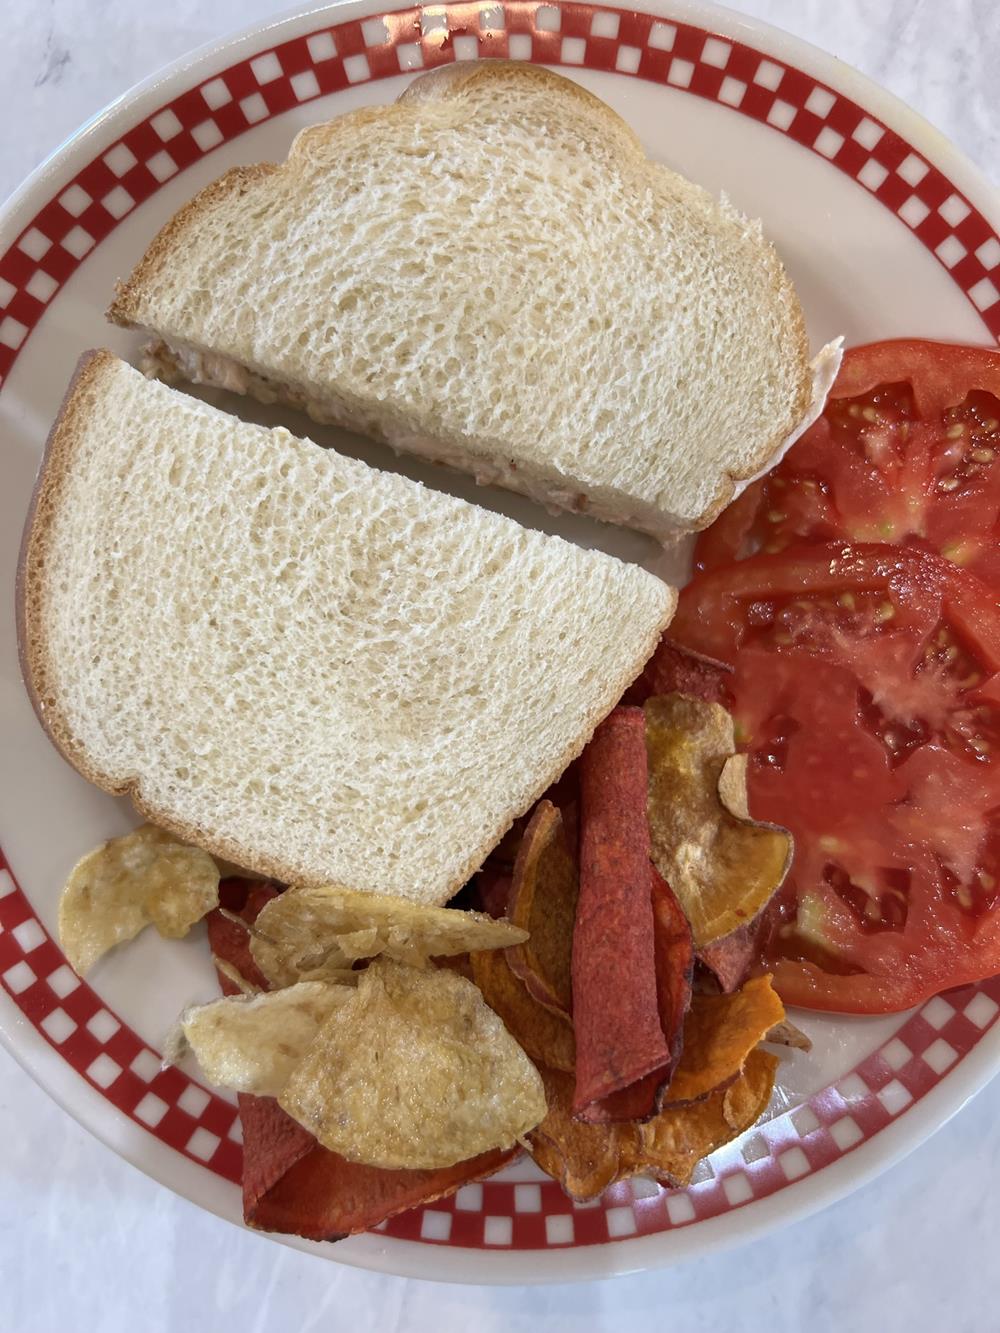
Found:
<box><xmin>671</xmin><ymin>543</ymin><xmax>1000</xmax><ymax>1014</ymax></box>
<box><xmin>694</xmin><ymin>339</ymin><xmax>1000</xmax><ymax>586</ymax></box>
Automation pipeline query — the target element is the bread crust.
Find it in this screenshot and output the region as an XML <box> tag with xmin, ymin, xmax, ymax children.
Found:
<box><xmin>18</xmin><ymin>351</ymin><xmax>676</xmax><ymax>901</ymax></box>
<box><xmin>106</xmin><ymin>63</ymin><xmax>814</xmax><ymax>538</ymax></box>
<box><xmin>108</xmin><ymin>164</ymin><xmax>277</xmax><ymax>327</ymax></box>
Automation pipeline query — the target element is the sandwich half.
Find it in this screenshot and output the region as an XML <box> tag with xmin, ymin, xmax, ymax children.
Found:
<box><xmin>109</xmin><ymin>62</ymin><xmax>821</xmax><ymax>543</ymax></box>
<box><xmin>18</xmin><ymin>352</ymin><xmax>674</xmax><ymax>905</ymax></box>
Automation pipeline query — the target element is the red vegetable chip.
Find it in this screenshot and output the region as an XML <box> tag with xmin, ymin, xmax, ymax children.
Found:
<box><xmin>239</xmin><ymin>1094</ymin><xmax>315</xmax><ymax>1220</ymax></box>
<box><xmin>207</xmin><ymin>880</ymin><xmax>279</xmax><ymax>993</ymax></box>
<box><xmin>572</xmin><ymin>708</ymin><xmax>671</xmax><ymax>1122</ymax></box>
<box><xmin>242</xmin><ymin>1098</ymin><xmax>516</xmax><ymax>1240</ymax></box>
<box><xmin>622</xmin><ymin>638</ymin><xmax>733</xmax><ymax>708</ymax></box>
<box><xmin>697</xmin><ymin>923</ymin><xmax>757</xmax><ymax>994</ymax></box>
<box><xmin>473</xmin><ymin>865</ymin><xmax>512</xmax><ymax>920</ymax></box>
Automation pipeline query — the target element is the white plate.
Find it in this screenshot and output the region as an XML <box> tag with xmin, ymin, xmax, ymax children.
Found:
<box><xmin>1</xmin><ymin>0</ymin><xmax>999</xmax><ymax>1285</ymax></box>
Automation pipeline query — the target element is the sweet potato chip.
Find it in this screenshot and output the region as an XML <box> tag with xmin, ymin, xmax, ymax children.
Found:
<box><xmin>207</xmin><ymin>883</ymin><xmax>279</xmax><ymax>990</ymax></box>
<box><xmin>650</xmin><ymin>866</ymin><xmax>694</xmax><ymax>1075</ymax></box>
<box><xmin>573</xmin><ymin>709</ymin><xmax>670</xmax><ymax>1122</ymax></box>
<box><xmin>529</xmin><ymin>1067</ymin><xmax>627</xmax><ymax>1200</ymax></box>
<box><xmin>168</xmin><ymin>981</ymin><xmax>352</xmax><ymax>1097</ymax></box>
<box><xmin>662</xmin><ymin>975</ymin><xmax>785</xmax><ymax>1105</ymax></box>
<box><xmin>636</xmin><ymin>1048</ymin><xmax>779</xmax><ymax>1185</ymax></box>
<box><xmin>646</xmin><ymin>695</ymin><xmax>792</xmax><ymax>949</ymax></box>
<box><xmin>251</xmin><ymin>884</ymin><xmax>526</xmax><ymax>988</ymax></box>
<box><xmin>278</xmin><ymin>958</ymin><xmax>546</xmax><ymax>1169</ymax></box>
<box><xmin>622</xmin><ymin>637</ymin><xmax>733</xmax><ymax>708</ymax></box>
<box><xmin>530</xmin><ymin>1049</ymin><xmax>778</xmax><ymax>1200</ymax></box>
<box><xmin>471</xmin><ymin>946</ymin><xmax>575</xmax><ymax>1074</ymax></box>
<box><xmin>58</xmin><ymin>824</ymin><xmax>220</xmax><ymax>975</ymax></box>
<box><xmin>506</xmin><ymin>800</ymin><xmax>577</xmax><ymax>1015</ymax></box>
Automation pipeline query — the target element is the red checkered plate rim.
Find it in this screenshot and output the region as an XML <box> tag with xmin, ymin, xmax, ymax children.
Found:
<box><xmin>1</xmin><ymin>0</ymin><xmax>1000</xmax><ymax>1284</ymax></box>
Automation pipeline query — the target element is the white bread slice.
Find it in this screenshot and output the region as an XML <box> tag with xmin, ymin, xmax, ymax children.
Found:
<box><xmin>18</xmin><ymin>352</ymin><xmax>674</xmax><ymax>904</ymax></box>
<box><xmin>108</xmin><ymin>62</ymin><xmax>813</xmax><ymax>543</ymax></box>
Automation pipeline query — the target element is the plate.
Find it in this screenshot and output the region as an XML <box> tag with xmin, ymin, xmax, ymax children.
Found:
<box><xmin>1</xmin><ymin>0</ymin><xmax>999</xmax><ymax>1286</ymax></box>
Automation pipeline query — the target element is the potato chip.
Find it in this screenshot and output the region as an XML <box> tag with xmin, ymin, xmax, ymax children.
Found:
<box><xmin>529</xmin><ymin>1049</ymin><xmax>778</xmax><ymax>1199</ymax></box>
<box><xmin>58</xmin><ymin>823</ymin><xmax>220</xmax><ymax>975</ymax></box>
<box><xmin>766</xmin><ymin>1018</ymin><xmax>813</xmax><ymax>1051</ymax></box>
<box><xmin>661</xmin><ymin>975</ymin><xmax>785</xmax><ymax>1106</ymax></box>
<box><xmin>168</xmin><ymin>981</ymin><xmax>352</xmax><ymax>1096</ymax></box>
<box><xmin>278</xmin><ymin>958</ymin><xmax>546</xmax><ymax>1169</ymax></box>
<box><xmin>646</xmin><ymin>695</ymin><xmax>792</xmax><ymax>948</ymax></box>
<box><xmin>212</xmin><ymin>956</ymin><xmax>259</xmax><ymax>996</ymax></box>
<box><xmin>471</xmin><ymin>946</ymin><xmax>575</xmax><ymax>1074</ymax></box>
<box><xmin>506</xmin><ymin>800</ymin><xmax>577</xmax><ymax>1016</ymax></box>
<box><xmin>251</xmin><ymin>884</ymin><xmax>526</xmax><ymax>988</ymax></box>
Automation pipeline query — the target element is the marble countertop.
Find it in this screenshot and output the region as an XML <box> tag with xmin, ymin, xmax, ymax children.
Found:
<box><xmin>2</xmin><ymin>2</ymin><xmax>998</xmax><ymax>1329</ymax></box>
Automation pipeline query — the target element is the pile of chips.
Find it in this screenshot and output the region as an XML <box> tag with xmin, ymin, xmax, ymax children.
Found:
<box><xmin>54</xmin><ymin>638</ymin><xmax>803</xmax><ymax>1235</ymax></box>
<box><xmin>471</xmin><ymin>638</ymin><xmax>799</xmax><ymax>1200</ymax></box>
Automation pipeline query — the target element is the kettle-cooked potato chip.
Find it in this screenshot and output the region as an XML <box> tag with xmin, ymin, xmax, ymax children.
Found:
<box><xmin>646</xmin><ymin>695</ymin><xmax>792</xmax><ymax>949</ymax></box>
<box><xmin>530</xmin><ymin>1048</ymin><xmax>779</xmax><ymax>1200</ymax></box>
<box><xmin>506</xmin><ymin>800</ymin><xmax>577</xmax><ymax>1016</ymax></box>
<box><xmin>58</xmin><ymin>824</ymin><xmax>220</xmax><ymax>975</ymax></box>
<box><xmin>168</xmin><ymin>981</ymin><xmax>352</xmax><ymax>1096</ymax></box>
<box><xmin>471</xmin><ymin>945</ymin><xmax>575</xmax><ymax>1074</ymax></box>
<box><xmin>278</xmin><ymin>958</ymin><xmax>546</xmax><ymax>1169</ymax></box>
<box><xmin>251</xmin><ymin>884</ymin><xmax>527</xmax><ymax>988</ymax></box>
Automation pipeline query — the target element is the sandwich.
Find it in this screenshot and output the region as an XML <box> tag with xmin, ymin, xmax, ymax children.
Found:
<box><xmin>18</xmin><ymin>352</ymin><xmax>674</xmax><ymax>905</ymax></box>
<box><xmin>109</xmin><ymin>62</ymin><xmax>836</xmax><ymax>544</ymax></box>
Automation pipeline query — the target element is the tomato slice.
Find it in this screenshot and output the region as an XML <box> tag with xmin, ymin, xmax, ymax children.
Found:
<box><xmin>671</xmin><ymin>544</ymin><xmax>1000</xmax><ymax>1014</ymax></box>
<box><xmin>694</xmin><ymin>340</ymin><xmax>1000</xmax><ymax>586</ymax></box>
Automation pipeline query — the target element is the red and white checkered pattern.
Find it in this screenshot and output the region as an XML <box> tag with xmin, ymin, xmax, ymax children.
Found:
<box><xmin>2</xmin><ymin>0</ymin><xmax>1000</xmax><ymax>1251</ymax></box>
<box><xmin>0</xmin><ymin>852</ymin><xmax>241</xmax><ymax>1181</ymax></box>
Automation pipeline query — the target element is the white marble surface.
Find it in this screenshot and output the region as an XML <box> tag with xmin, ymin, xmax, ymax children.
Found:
<box><xmin>2</xmin><ymin>1</ymin><xmax>999</xmax><ymax>1328</ymax></box>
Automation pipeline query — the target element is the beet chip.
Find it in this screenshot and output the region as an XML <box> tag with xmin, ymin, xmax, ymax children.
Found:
<box><xmin>572</xmin><ymin>708</ymin><xmax>671</xmax><ymax>1122</ymax></box>
<box><xmin>622</xmin><ymin>638</ymin><xmax>733</xmax><ymax>708</ymax></box>
<box><xmin>698</xmin><ymin>923</ymin><xmax>757</xmax><ymax>994</ymax></box>
<box><xmin>240</xmin><ymin>1095</ymin><xmax>516</xmax><ymax>1241</ymax></box>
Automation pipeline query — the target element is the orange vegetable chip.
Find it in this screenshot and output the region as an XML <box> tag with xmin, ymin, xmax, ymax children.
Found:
<box><xmin>661</xmin><ymin>975</ymin><xmax>785</xmax><ymax>1106</ymax></box>
<box><xmin>529</xmin><ymin>1049</ymin><xmax>779</xmax><ymax>1200</ymax></box>
<box><xmin>646</xmin><ymin>694</ymin><xmax>792</xmax><ymax>949</ymax></box>
<box><xmin>506</xmin><ymin>800</ymin><xmax>578</xmax><ymax>1016</ymax></box>
<box><xmin>637</xmin><ymin>1048</ymin><xmax>779</xmax><ymax>1186</ymax></box>
<box><xmin>471</xmin><ymin>946</ymin><xmax>575</xmax><ymax>1074</ymax></box>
